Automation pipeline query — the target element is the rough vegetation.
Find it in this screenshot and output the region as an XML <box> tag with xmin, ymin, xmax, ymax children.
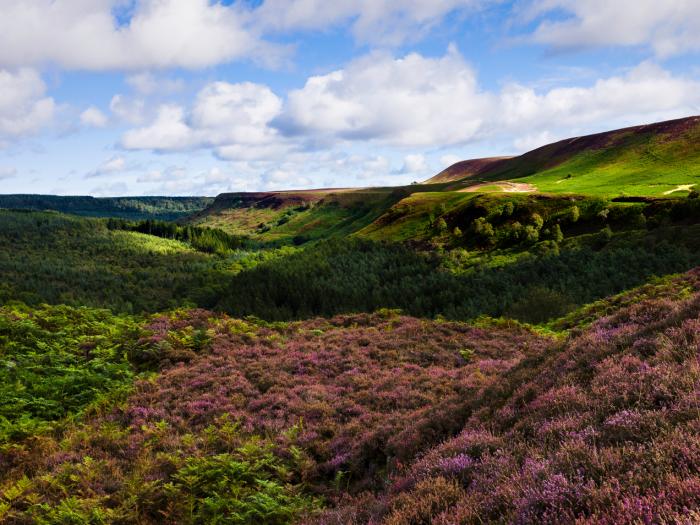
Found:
<box><xmin>312</xmin><ymin>269</ymin><xmax>700</xmax><ymax>524</ymax></box>
<box><xmin>0</xmin><ymin>308</ymin><xmax>548</xmax><ymax>523</ymax></box>
<box><xmin>3</xmin><ymin>272</ymin><xmax>700</xmax><ymax>523</ymax></box>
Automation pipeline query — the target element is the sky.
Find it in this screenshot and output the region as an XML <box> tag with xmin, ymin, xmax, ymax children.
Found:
<box><xmin>0</xmin><ymin>0</ymin><xmax>699</xmax><ymax>197</ymax></box>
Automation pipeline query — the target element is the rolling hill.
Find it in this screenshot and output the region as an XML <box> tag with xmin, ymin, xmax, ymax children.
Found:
<box><xmin>441</xmin><ymin>115</ymin><xmax>700</xmax><ymax>196</ymax></box>
<box><xmin>424</xmin><ymin>157</ymin><xmax>512</xmax><ymax>183</ymax></box>
<box><xmin>1</xmin><ymin>117</ymin><xmax>697</xmax><ymax>244</ymax></box>
<box><xmin>188</xmin><ymin>116</ymin><xmax>700</xmax><ymax>243</ymax></box>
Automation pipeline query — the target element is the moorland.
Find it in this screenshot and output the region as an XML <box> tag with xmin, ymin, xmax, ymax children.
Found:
<box><xmin>1</xmin><ymin>116</ymin><xmax>700</xmax><ymax>524</ymax></box>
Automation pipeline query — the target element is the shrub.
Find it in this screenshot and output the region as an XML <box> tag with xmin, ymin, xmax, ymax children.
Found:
<box><xmin>506</xmin><ymin>286</ymin><xmax>574</xmax><ymax>324</ymax></box>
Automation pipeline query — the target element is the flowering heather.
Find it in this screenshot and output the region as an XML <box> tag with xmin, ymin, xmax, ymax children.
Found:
<box><xmin>313</xmin><ymin>270</ymin><xmax>700</xmax><ymax>524</ymax></box>
<box><xmin>3</xmin><ymin>269</ymin><xmax>700</xmax><ymax>523</ymax></box>
<box><xmin>0</xmin><ymin>309</ymin><xmax>547</xmax><ymax>523</ymax></box>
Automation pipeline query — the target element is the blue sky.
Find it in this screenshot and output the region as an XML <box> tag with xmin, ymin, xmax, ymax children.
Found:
<box><xmin>0</xmin><ymin>0</ymin><xmax>699</xmax><ymax>196</ymax></box>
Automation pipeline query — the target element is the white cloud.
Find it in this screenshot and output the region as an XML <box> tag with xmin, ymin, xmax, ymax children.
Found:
<box><xmin>121</xmin><ymin>105</ymin><xmax>193</xmax><ymax>151</ymax></box>
<box><xmin>191</xmin><ymin>82</ymin><xmax>283</xmax><ymax>147</ymax></box>
<box><xmin>118</xmin><ymin>50</ymin><xmax>700</xmax><ymax>192</ymax></box>
<box><xmin>440</xmin><ymin>154</ymin><xmax>462</xmax><ymax>168</ymax></box>
<box><xmin>80</xmin><ymin>106</ymin><xmax>108</xmax><ymax>127</ymax></box>
<box><xmin>527</xmin><ymin>0</ymin><xmax>700</xmax><ymax>57</ymax></box>
<box><xmin>278</xmin><ymin>52</ymin><xmax>700</xmax><ymax>150</ymax></box>
<box><xmin>0</xmin><ymin>1</ymin><xmax>489</xmax><ymax>73</ymax></box>
<box><xmin>0</xmin><ymin>0</ymin><xmax>282</xmax><ymax>71</ymax></box>
<box><xmin>0</xmin><ymin>68</ymin><xmax>55</xmax><ymax>140</ymax></box>
<box><xmin>400</xmin><ymin>154</ymin><xmax>428</xmax><ymax>174</ymax></box>
<box><xmin>110</xmin><ymin>95</ymin><xmax>146</xmax><ymax>125</ymax></box>
<box><xmin>277</xmin><ymin>46</ymin><xmax>490</xmax><ymax>147</ymax></box>
<box><xmin>126</xmin><ymin>73</ymin><xmax>184</xmax><ymax>95</ymax></box>
<box><xmin>254</xmin><ymin>0</ymin><xmax>484</xmax><ymax>46</ymax></box>
<box><xmin>86</xmin><ymin>156</ymin><xmax>127</xmax><ymax>178</ymax></box>
<box><xmin>121</xmin><ymin>81</ymin><xmax>287</xmax><ymax>160</ymax></box>
<box><xmin>497</xmin><ymin>62</ymin><xmax>700</xmax><ymax>132</ymax></box>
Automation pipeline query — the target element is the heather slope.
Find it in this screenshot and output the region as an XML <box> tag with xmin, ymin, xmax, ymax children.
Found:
<box><xmin>4</xmin><ymin>271</ymin><xmax>700</xmax><ymax>523</ymax></box>
<box><xmin>424</xmin><ymin>157</ymin><xmax>512</xmax><ymax>183</ymax></box>
<box><xmin>0</xmin><ymin>308</ymin><xmax>551</xmax><ymax>523</ymax></box>
<box><xmin>313</xmin><ymin>268</ymin><xmax>700</xmax><ymax>524</ymax></box>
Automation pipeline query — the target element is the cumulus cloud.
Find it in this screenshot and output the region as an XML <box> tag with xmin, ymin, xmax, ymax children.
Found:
<box><xmin>253</xmin><ymin>0</ymin><xmax>484</xmax><ymax>46</ymax></box>
<box><xmin>276</xmin><ymin>46</ymin><xmax>490</xmax><ymax>147</ymax></box>
<box><xmin>110</xmin><ymin>95</ymin><xmax>147</xmax><ymax>125</ymax></box>
<box><xmin>121</xmin><ymin>81</ymin><xmax>287</xmax><ymax>160</ymax></box>
<box><xmin>80</xmin><ymin>106</ymin><xmax>108</xmax><ymax>128</ymax></box>
<box><xmin>526</xmin><ymin>0</ymin><xmax>700</xmax><ymax>57</ymax></box>
<box><xmin>0</xmin><ymin>68</ymin><xmax>55</xmax><ymax>141</ymax></box>
<box><xmin>191</xmin><ymin>82</ymin><xmax>283</xmax><ymax>146</ymax></box>
<box><xmin>399</xmin><ymin>154</ymin><xmax>429</xmax><ymax>174</ymax></box>
<box><xmin>276</xmin><ymin>50</ymin><xmax>700</xmax><ymax>150</ymax></box>
<box><xmin>86</xmin><ymin>156</ymin><xmax>127</xmax><ymax>178</ymax></box>
<box><xmin>497</xmin><ymin>62</ymin><xmax>700</xmax><ymax>134</ymax></box>
<box><xmin>119</xmin><ymin>49</ymin><xmax>700</xmax><ymax>189</ymax></box>
<box><xmin>0</xmin><ymin>0</ymin><xmax>495</xmax><ymax>73</ymax></box>
<box><xmin>0</xmin><ymin>0</ymin><xmax>282</xmax><ymax>71</ymax></box>
<box><xmin>121</xmin><ymin>105</ymin><xmax>193</xmax><ymax>151</ymax></box>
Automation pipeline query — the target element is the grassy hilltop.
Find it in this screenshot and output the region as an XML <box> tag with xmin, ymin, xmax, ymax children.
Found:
<box><xmin>444</xmin><ymin>115</ymin><xmax>700</xmax><ymax>196</ymax></box>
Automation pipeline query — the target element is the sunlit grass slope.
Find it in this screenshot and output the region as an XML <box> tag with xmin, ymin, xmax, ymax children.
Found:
<box><xmin>193</xmin><ymin>185</ymin><xmax>453</xmax><ymax>244</ymax></box>
<box><xmin>465</xmin><ymin>115</ymin><xmax>700</xmax><ymax>197</ymax></box>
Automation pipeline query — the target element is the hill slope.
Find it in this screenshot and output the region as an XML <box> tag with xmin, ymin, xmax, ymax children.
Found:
<box><xmin>192</xmin><ymin>116</ymin><xmax>700</xmax><ymax>241</ymax></box>
<box><xmin>425</xmin><ymin>157</ymin><xmax>512</xmax><ymax>183</ymax></box>
<box><xmin>191</xmin><ymin>184</ymin><xmax>455</xmax><ymax>243</ymax></box>
<box><xmin>3</xmin><ymin>269</ymin><xmax>700</xmax><ymax>523</ymax></box>
<box><xmin>447</xmin><ymin>115</ymin><xmax>700</xmax><ymax>196</ymax></box>
<box><xmin>314</xmin><ymin>267</ymin><xmax>700</xmax><ymax>523</ymax></box>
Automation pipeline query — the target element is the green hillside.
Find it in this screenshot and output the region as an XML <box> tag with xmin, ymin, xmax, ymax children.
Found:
<box><xmin>188</xmin><ymin>117</ymin><xmax>700</xmax><ymax>244</ymax></box>
<box><xmin>449</xmin><ymin>115</ymin><xmax>700</xmax><ymax>196</ymax></box>
<box><xmin>192</xmin><ymin>184</ymin><xmax>456</xmax><ymax>244</ymax></box>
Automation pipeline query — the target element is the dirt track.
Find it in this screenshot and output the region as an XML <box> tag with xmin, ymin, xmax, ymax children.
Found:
<box><xmin>459</xmin><ymin>181</ymin><xmax>537</xmax><ymax>193</ymax></box>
